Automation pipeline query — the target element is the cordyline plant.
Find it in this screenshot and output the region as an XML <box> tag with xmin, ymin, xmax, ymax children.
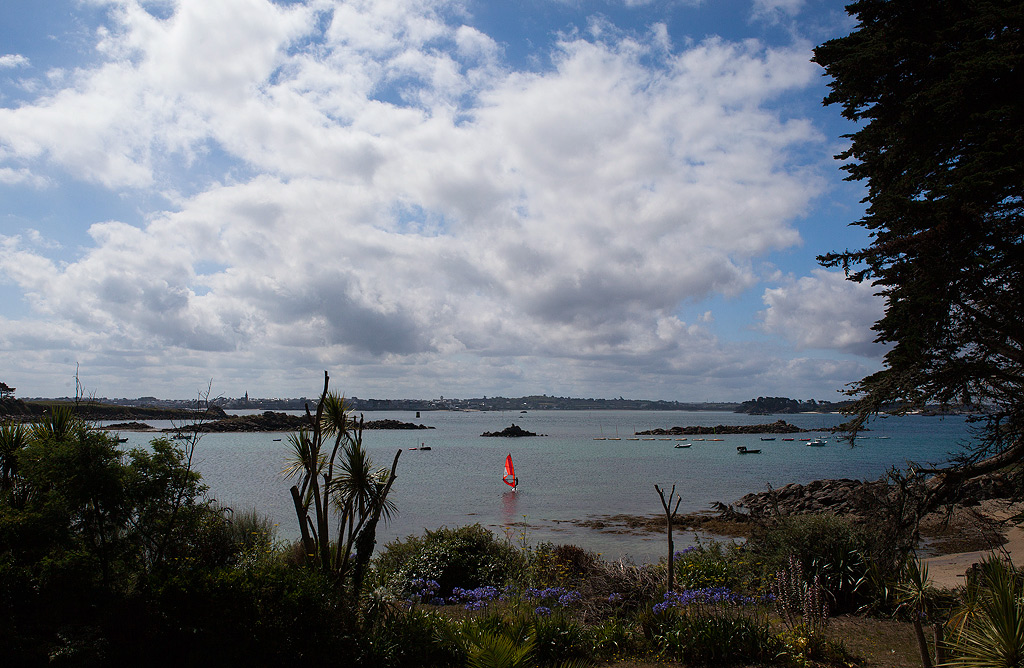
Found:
<box><xmin>283</xmin><ymin>371</ymin><xmax>401</xmax><ymax>595</ymax></box>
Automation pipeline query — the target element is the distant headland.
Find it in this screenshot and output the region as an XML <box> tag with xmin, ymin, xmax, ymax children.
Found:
<box><xmin>2</xmin><ymin>391</ymin><xmax>969</xmax><ymax>421</ymax></box>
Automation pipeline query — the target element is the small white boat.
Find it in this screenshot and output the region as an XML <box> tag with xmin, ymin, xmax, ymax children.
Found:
<box><xmin>806</xmin><ymin>439</ymin><xmax>827</xmax><ymax>447</ymax></box>
<box><xmin>674</xmin><ymin>442</ymin><xmax>691</xmax><ymax>448</ymax></box>
<box><xmin>737</xmin><ymin>446</ymin><xmax>761</xmax><ymax>454</ymax></box>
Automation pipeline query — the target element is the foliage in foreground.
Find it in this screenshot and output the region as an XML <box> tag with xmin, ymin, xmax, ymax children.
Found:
<box><xmin>0</xmin><ymin>409</ymin><xmax>344</xmax><ymax>666</ymax></box>
<box><xmin>3</xmin><ymin>405</ymin><xmax>1019</xmax><ymax>668</ymax></box>
<box><xmin>943</xmin><ymin>556</ymin><xmax>1024</xmax><ymax>668</ymax></box>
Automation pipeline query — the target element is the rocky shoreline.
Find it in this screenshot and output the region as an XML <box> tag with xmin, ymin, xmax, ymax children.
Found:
<box><xmin>733</xmin><ymin>473</ymin><xmax>1015</xmax><ymax>517</ymax></box>
<box><xmin>571</xmin><ymin>472</ymin><xmax>1017</xmax><ymax>556</ymax></box>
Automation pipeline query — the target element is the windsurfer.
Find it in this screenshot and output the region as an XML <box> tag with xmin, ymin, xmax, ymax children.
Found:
<box><xmin>504</xmin><ymin>453</ymin><xmax>518</xmax><ymax>491</ymax></box>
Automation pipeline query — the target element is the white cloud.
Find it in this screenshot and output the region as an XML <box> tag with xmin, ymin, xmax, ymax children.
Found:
<box><xmin>760</xmin><ymin>268</ymin><xmax>888</xmax><ymax>357</ymax></box>
<box><xmin>752</xmin><ymin>0</ymin><xmax>806</xmax><ymax>22</ymax></box>
<box><xmin>0</xmin><ymin>0</ymin><xmax>848</xmax><ymax>398</ymax></box>
<box><xmin>0</xmin><ymin>54</ymin><xmax>30</xmax><ymax>68</ymax></box>
<box><xmin>0</xmin><ymin>167</ymin><xmax>49</xmax><ymax>187</ymax></box>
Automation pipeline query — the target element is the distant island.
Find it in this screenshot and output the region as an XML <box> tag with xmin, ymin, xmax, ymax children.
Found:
<box><xmin>106</xmin><ymin>413</ymin><xmax>434</xmax><ymax>433</ymax></box>
<box><xmin>636</xmin><ymin>420</ymin><xmax>814</xmax><ymax>435</ymax></box>
<box><xmin>481</xmin><ymin>424</ymin><xmax>540</xmax><ymax>437</ymax></box>
<box><xmin>734</xmin><ymin>396</ymin><xmax>852</xmax><ymax>414</ymax></box>
<box><xmin>171</xmin><ymin>413</ymin><xmax>435</xmax><ymax>433</ymax></box>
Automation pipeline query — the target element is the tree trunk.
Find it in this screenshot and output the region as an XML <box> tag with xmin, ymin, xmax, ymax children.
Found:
<box><xmin>666</xmin><ymin>514</ymin><xmax>674</xmax><ymax>592</ymax></box>
<box><xmin>290</xmin><ymin>485</ymin><xmax>315</xmax><ymax>563</ymax></box>
<box><xmin>933</xmin><ymin>622</ymin><xmax>945</xmax><ymax>666</ymax></box>
<box><xmin>655</xmin><ymin>484</ymin><xmax>681</xmax><ymax>593</ymax></box>
<box><xmin>913</xmin><ymin>617</ymin><xmax>934</xmax><ymax>668</ymax></box>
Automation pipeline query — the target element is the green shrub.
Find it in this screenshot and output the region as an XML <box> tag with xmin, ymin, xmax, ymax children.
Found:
<box><xmin>442</xmin><ymin>608</ymin><xmax>591</xmax><ymax>668</ymax></box>
<box><xmin>654</xmin><ymin>612</ymin><xmax>780</xmax><ymax>666</ymax></box>
<box><xmin>531</xmin><ymin>609</ymin><xmax>588</xmax><ymax>666</ymax></box>
<box><xmin>358</xmin><ymin>605</ymin><xmax>458</xmax><ymax>668</ymax></box>
<box><xmin>746</xmin><ymin>514</ymin><xmax>871</xmax><ymax>612</ymax></box>
<box><xmin>372</xmin><ymin>524</ymin><xmax>524</xmax><ymax>598</ymax></box>
<box><xmin>587</xmin><ymin>616</ymin><xmax>650</xmax><ymax>662</ymax></box>
<box><xmin>144</xmin><ymin>562</ymin><xmax>354</xmax><ymax>666</ymax></box>
<box><xmin>673</xmin><ymin>542</ymin><xmax>743</xmax><ymax>589</ymax></box>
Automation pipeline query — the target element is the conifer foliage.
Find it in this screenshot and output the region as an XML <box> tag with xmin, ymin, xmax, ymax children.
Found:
<box><xmin>813</xmin><ymin>0</ymin><xmax>1024</xmax><ymax>499</ymax></box>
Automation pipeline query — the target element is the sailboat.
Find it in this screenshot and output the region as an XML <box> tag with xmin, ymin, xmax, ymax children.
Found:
<box><xmin>503</xmin><ymin>453</ymin><xmax>518</xmax><ymax>491</ymax></box>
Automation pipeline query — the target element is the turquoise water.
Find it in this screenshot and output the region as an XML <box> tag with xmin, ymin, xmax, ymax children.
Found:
<box><xmin>108</xmin><ymin>410</ymin><xmax>973</xmax><ymax>562</ymax></box>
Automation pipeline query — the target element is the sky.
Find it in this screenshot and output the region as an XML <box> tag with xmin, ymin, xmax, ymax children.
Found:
<box><xmin>0</xmin><ymin>0</ymin><xmax>887</xmax><ymax>402</ymax></box>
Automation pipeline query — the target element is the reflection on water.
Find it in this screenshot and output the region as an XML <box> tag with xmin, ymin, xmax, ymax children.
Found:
<box><xmin>501</xmin><ymin>489</ymin><xmax>519</xmax><ymax>526</ymax></box>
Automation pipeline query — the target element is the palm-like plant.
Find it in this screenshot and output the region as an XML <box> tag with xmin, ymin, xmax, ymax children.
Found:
<box><xmin>944</xmin><ymin>556</ymin><xmax>1024</xmax><ymax>668</ymax></box>
<box><xmin>0</xmin><ymin>421</ymin><xmax>29</xmax><ymax>490</ymax></box>
<box><xmin>283</xmin><ymin>372</ymin><xmax>401</xmax><ymax>594</ymax></box>
<box><xmin>896</xmin><ymin>557</ymin><xmax>942</xmax><ymax>668</ymax></box>
<box><xmin>31</xmin><ymin>405</ymin><xmax>79</xmax><ymax>442</ymax></box>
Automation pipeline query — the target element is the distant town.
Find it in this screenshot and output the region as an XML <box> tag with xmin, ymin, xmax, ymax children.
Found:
<box><xmin>7</xmin><ymin>386</ymin><xmax>858</xmax><ymax>414</ymax></box>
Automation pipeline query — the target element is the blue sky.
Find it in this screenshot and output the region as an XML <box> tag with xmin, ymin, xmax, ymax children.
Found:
<box><xmin>0</xmin><ymin>0</ymin><xmax>887</xmax><ymax>401</ymax></box>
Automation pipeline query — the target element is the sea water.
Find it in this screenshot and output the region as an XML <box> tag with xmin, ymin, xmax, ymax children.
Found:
<box><xmin>107</xmin><ymin>410</ymin><xmax>973</xmax><ymax>562</ymax></box>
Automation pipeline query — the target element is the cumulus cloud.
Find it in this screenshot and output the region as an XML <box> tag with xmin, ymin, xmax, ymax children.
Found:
<box><xmin>0</xmin><ymin>54</ymin><xmax>30</xmax><ymax>68</ymax></box>
<box><xmin>0</xmin><ymin>167</ymin><xmax>49</xmax><ymax>188</ymax></box>
<box><xmin>0</xmin><ymin>0</ymin><xmax>850</xmax><ymax>398</ymax></box>
<box><xmin>760</xmin><ymin>269</ymin><xmax>888</xmax><ymax>357</ymax></box>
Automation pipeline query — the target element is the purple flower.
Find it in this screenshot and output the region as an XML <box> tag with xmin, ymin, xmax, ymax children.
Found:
<box><xmin>652</xmin><ymin>586</ymin><xmax>754</xmax><ymax>614</ymax></box>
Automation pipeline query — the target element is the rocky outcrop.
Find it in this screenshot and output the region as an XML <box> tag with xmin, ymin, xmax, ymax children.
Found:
<box><xmin>162</xmin><ymin>411</ymin><xmax>434</xmax><ymax>433</ymax></box>
<box><xmin>481</xmin><ymin>424</ymin><xmax>540</xmax><ymax>437</ymax></box>
<box><xmin>733</xmin><ymin>472</ymin><xmax>1016</xmax><ymax>518</ymax></box>
<box><xmin>363</xmin><ymin>419</ymin><xmax>434</xmax><ymax>430</ymax></box>
<box><xmin>637</xmin><ymin>420</ymin><xmax>810</xmax><ymax>436</ymax></box>
<box><xmin>103</xmin><ymin>422</ymin><xmax>157</xmax><ymax>431</ymax></box>
<box><xmin>736</xmin><ymin>478</ymin><xmax>886</xmax><ymax>516</ymax></box>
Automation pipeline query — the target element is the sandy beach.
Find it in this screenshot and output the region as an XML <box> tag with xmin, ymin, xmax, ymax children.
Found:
<box><xmin>923</xmin><ymin>499</ymin><xmax>1024</xmax><ymax>589</ymax></box>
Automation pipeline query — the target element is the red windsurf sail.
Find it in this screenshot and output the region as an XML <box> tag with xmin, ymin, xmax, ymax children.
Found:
<box><xmin>503</xmin><ymin>453</ymin><xmax>516</xmax><ymax>488</ymax></box>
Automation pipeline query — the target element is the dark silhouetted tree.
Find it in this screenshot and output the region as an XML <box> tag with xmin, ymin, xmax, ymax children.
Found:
<box><xmin>814</xmin><ymin>0</ymin><xmax>1024</xmax><ymax>505</ymax></box>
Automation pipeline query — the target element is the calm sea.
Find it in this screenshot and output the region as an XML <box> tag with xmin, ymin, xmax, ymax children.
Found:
<box><xmin>107</xmin><ymin>410</ymin><xmax>973</xmax><ymax>562</ymax></box>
